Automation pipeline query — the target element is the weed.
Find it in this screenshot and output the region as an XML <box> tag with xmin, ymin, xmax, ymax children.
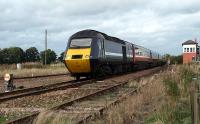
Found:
<box><xmin>144</xmin><ymin>99</ymin><xmax>191</xmax><ymax>124</ymax></box>
<box><xmin>0</xmin><ymin>116</ymin><xmax>6</xmax><ymax>124</ymax></box>
<box><xmin>163</xmin><ymin>76</ymin><xmax>180</xmax><ymax>100</ymax></box>
<box><xmin>33</xmin><ymin>111</ymin><xmax>74</xmax><ymax>124</ymax></box>
<box><xmin>0</xmin><ymin>63</ymin><xmax>68</xmax><ymax>77</ymax></box>
<box><xmin>180</xmin><ymin>66</ymin><xmax>194</xmax><ymax>92</ymax></box>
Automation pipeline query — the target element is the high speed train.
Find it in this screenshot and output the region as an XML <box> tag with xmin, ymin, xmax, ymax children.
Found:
<box><xmin>64</xmin><ymin>29</ymin><xmax>165</xmax><ymax>80</ymax></box>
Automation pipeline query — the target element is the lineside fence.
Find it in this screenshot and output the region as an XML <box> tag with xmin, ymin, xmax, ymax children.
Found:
<box><xmin>190</xmin><ymin>77</ymin><xmax>200</xmax><ymax>124</ymax></box>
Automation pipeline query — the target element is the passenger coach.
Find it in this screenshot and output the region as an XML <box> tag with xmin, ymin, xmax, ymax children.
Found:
<box><xmin>64</xmin><ymin>30</ymin><xmax>165</xmax><ymax>80</ymax></box>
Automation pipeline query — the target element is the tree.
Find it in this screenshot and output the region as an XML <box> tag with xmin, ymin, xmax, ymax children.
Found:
<box><xmin>163</xmin><ymin>54</ymin><xmax>183</xmax><ymax>64</ymax></box>
<box><xmin>0</xmin><ymin>49</ymin><xmax>3</xmax><ymax>64</ymax></box>
<box><xmin>25</xmin><ymin>47</ymin><xmax>40</xmax><ymax>62</ymax></box>
<box><xmin>171</xmin><ymin>55</ymin><xmax>183</xmax><ymax>64</ymax></box>
<box><xmin>58</xmin><ymin>52</ymin><xmax>65</xmax><ymax>62</ymax></box>
<box><xmin>40</xmin><ymin>49</ymin><xmax>57</xmax><ymax>64</ymax></box>
<box><xmin>163</xmin><ymin>54</ymin><xmax>171</xmax><ymax>60</ymax></box>
<box><xmin>1</xmin><ymin>47</ymin><xmax>25</xmax><ymax>64</ymax></box>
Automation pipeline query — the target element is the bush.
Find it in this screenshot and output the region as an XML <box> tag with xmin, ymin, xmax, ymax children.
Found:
<box><xmin>1</xmin><ymin>47</ymin><xmax>25</xmax><ymax>64</ymax></box>
<box><xmin>40</xmin><ymin>49</ymin><xmax>57</xmax><ymax>65</ymax></box>
<box><xmin>0</xmin><ymin>116</ymin><xmax>6</xmax><ymax>124</ymax></box>
<box><xmin>163</xmin><ymin>76</ymin><xmax>180</xmax><ymax>100</ymax></box>
<box><xmin>25</xmin><ymin>47</ymin><xmax>40</xmax><ymax>62</ymax></box>
<box><xmin>144</xmin><ymin>101</ymin><xmax>191</xmax><ymax>124</ymax></box>
<box><xmin>180</xmin><ymin>66</ymin><xmax>194</xmax><ymax>92</ymax></box>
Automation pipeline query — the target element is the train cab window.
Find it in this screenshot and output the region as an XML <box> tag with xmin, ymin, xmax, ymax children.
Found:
<box><xmin>190</xmin><ymin>48</ymin><xmax>192</xmax><ymax>52</ymax></box>
<box><xmin>184</xmin><ymin>48</ymin><xmax>186</xmax><ymax>52</ymax></box>
<box><xmin>70</xmin><ymin>38</ymin><xmax>92</xmax><ymax>48</ymax></box>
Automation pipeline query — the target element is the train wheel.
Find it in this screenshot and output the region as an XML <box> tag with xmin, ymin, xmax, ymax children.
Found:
<box><xmin>75</xmin><ymin>76</ymin><xmax>80</xmax><ymax>80</ymax></box>
<box><xmin>86</xmin><ymin>75</ymin><xmax>91</xmax><ymax>79</ymax></box>
<box><xmin>103</xmin><ymin>66</ymin><xmax>112</xmax><ymax>75</ymax></box>
<box><xmin>96</xmin><ymin>66</ymin><xmax>105</xmax><ymax>77</ymax></box>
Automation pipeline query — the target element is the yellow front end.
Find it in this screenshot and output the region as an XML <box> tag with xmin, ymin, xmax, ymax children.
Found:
<box><xmin>65</xmin><ymin>48</ymin><xmax>91</xmax><ymax>73</ymax></box>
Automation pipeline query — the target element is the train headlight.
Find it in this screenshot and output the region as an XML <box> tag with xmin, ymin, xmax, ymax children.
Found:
<box><xmin>85</xmin><ymin>55</ymin><xmax>89</xmax><ymax>58</ymax></box>
<box><xmin>66</xmin><ymin>55</ymin><xmax>71</xmax><ymax>59</ymax></box>
<box><xmin>4</xmin><ymin>73</ymin><xmax>11</xmax><ymax>81</ymax></box>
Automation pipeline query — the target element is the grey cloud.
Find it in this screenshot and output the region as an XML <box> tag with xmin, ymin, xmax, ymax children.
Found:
<box><xmin>1</xmin><ymin>0</ymin><xmax>200</xmax><ymax>55</ymax></box>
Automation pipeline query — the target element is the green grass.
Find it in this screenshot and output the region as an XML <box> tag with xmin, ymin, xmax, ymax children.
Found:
<box><xmin>144</xmin><ymin>65</ymin><xmax>193</xmax><ymax>124</ymax></box>
<box><xmin>180</xmin><ymin>66</ymin><xmax>194</xmax><ymax>93</ymax></box>
<box><xmin>163</xmin><ymin>76</ymin><xmax>180</xmax><ymax>100</ymax></box>
<box><xmin>0</xmin><ymin>116</ymin><xmax>6</xmax><ymax>124</ymax></box>
<box><xmin>144</xmin><ymin>101</ymin><xmax>191</xmax><ymax>124</ymax></box>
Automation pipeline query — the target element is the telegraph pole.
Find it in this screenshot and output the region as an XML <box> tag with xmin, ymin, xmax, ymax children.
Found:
<box><xmin>45</xmin><ymin>29</ymin><xmax>47</xmax><ymax>65</ymax></box>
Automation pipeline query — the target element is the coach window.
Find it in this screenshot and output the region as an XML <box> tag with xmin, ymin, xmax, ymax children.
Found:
<box><xmin>187</xmin><ymin>48</ymin><xmax>189</xmax><ymax>52</ymax></box>
<box><xmin>190</xmin><ymin>48</ymin><xmax>192</xmax><ymax>52</ymax></box>
<box><xmin>184</xmin><ymin>48</ymin><xmax>186</xmax><ymax>52</ymax></box>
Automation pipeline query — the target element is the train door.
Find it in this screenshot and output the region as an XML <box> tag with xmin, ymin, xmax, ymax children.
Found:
<box><xmin>96</xmin><ymin>38</ymin><xmax>105</xmax><ymax>59</ymax></box>
<box><xmin>101</xmin><ymin>39</ymin><xmax>106</xmax><ymax>61</ymax></box>
<box><xmin>132</xmin><ymin>44</ymin><xmax>135</xmax><ymax>63</ymax></box>
<box><xmin>122</xmin><ymin>46</ymin><xmax>127</xmax><ymax>63</ymax></box>
<box><xmin>150</xmin><ymin>50</ymin><xmax>152</xmax><ymax>59</ymax></box>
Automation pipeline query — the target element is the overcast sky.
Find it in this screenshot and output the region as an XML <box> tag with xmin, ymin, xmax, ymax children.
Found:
<box><xmin>1</xmin><ymin>0</ymin><xmax>200</xmax><ymax>55</ymax></box>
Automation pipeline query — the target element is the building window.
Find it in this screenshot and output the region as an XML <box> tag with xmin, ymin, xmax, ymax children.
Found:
<box><xmin>190</xmin><ymin>48</ymin><xmax>192</xmax><ymax>52</ymax></box>
<box><xmin>187</xmin><ymin>48</ymin><xmax>189</xmax><ymax>52</ymax></box>
<box><xmin>193</xmin><ymin>47</ymin><xmax>195</xmax><ymax>52</ymax></box>
<box><xmin>184</xmin><ymin>48</ymin><xmax>186</xmax><ymax>52</ymax></box>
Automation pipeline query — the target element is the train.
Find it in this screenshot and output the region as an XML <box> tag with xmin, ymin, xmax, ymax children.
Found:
<box><xmin>64</xmin><ymin>30</ymin><xmax>166</xmax><ymax>80</ymax></box>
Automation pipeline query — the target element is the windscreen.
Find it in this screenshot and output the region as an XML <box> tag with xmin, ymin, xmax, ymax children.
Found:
<box><xmin>70</xmin><ymin>38</ymin><xmax>92</xmax><ymax>48</ymax></box>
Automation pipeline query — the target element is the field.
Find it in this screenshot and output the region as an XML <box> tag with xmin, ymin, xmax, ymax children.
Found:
<box><xmin>0</xmin><ymin>64</ymin><xmax>196</xmax><ymax>124</ymax></box>
<box><xmin>0</xmin><ymin>62</ymin><xmax>68</xmax><ymax>77</ymax></box>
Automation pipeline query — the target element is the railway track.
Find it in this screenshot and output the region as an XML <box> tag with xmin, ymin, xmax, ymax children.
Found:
<box><xmin>0</xmin><ymin>73</ymin><xmax>73</xmax><ymax>93</ymax></box>
<box><xmin>0</xmin><ymin>78</ymin><xmax>91</xmax><ymax>102</ymax></box>
<box><xmin>0</xmin><ymin>73</ymin><xmax>69</xmax><ymax>81</ymax></box>
<box><xmin>0</xmin><ymin>67</ymin><xmax>158</xmax><ymax>102</ymax></box>
<box><xmin>4</xmin><ymin>66</ymin><xmax>164</xmax><ymax>124</ymax></box>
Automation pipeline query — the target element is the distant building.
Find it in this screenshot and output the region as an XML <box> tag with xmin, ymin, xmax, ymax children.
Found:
<box><xmin>182</xmin><ymin>40</ymin><xmax>200</xmax><ymax>64</ymax></box>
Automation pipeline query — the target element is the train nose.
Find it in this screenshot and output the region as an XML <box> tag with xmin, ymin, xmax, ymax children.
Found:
<box><xmin>64</xmin><ymin>48</ymin><xmax>91</xmax><ymax>73</ymax></box>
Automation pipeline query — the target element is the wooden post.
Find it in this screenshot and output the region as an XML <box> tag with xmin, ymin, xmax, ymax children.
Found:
<box><xmin>190</xmin><ymin>82</ymin><xmax>195</xmax><ymax>124</ymax></box>
<box><xmin>190</xmin><ymin>78</ymin><xmax>200</xmax><ymax>124</ymax></box>
<box><xmin>194</xmin><ymin>92</ymin><xmax>199</xmax><ymax>124</ymax></box>
<box><xmin>45</xmin><ymin>29</ymin><xmax>47</xmax><ymax>65</ymax></box>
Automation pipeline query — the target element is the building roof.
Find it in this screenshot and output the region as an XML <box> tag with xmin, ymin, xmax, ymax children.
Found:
<box><xmin>182</xmin><ymin>40</ymin><xmax>198</xmax><ymax>45</ymax></box>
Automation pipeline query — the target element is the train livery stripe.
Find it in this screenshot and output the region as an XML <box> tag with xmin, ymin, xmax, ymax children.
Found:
<box><xmin>135</xmin><ymin>55</ymin><xmax>151</xmax><ymax>58</ymax></box>
<box><xmin>105</xmin><ymin>52</ymin><xmax>123</xmax><ymax>57</ymax></box>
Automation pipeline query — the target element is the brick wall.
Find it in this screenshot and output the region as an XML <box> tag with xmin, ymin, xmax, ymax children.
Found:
<box><xmin>183</xmin><ymin>53</ymin><xmax>196</xmax><ymax>64</ymax></box>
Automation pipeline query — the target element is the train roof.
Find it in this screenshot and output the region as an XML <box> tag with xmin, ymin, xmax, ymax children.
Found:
<box><xmin>70</xmin><ymin>29</ymin><xmax>126</xmax><ymax>44</ymax></box>
<box><xmin>70</xmin><ymin>29</ymin><xmax>162</xmax><ymax>56</ymax></box>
